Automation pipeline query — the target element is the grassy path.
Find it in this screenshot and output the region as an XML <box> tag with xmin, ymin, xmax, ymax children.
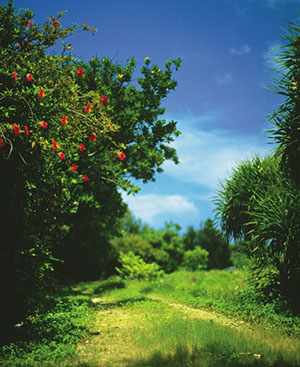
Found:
<box><xmin>73</xmin><ymin>288</ymin><xmax>300</xmax><ymax>367</ymax></box>
<box><xmin>75</xmin><ymin>294</ymin><xmax>151</xmax><ymax>366</ymax></box>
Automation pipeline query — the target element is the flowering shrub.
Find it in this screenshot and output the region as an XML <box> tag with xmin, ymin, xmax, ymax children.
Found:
<box><xmin>0</xmin><ymin>2</ymin><xmax>129</xmax><ymax>328</ymax></box>
<box><xmin>0</xmin><ymin>1</ymin><xmax>181</xmax><ymax>323</ymax></box>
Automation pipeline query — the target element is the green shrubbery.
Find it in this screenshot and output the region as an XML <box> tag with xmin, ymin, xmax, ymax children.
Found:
<box><xmin>182</xmin><ymin>247</ymin><xmax>209</xmax><ymax>271</ymax></box>
<box><xmin>111</xmin><ymin>214</ymin><xmax>232</xmax><ymax>275</ymax></box>
<box><xmin>116</xmin><ymin>252</ymin><xmax>164</xmax><ymax>280</ymax></box>
<box><xmin>0</xmin><ymin>288</ymin><xmax>93</xmax><ymax>367</ymax></box>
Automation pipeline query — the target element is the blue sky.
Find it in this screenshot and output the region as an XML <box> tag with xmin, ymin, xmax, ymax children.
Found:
<box><xmin>12</xmin><ymin>0</ymin><xmax>300</xmax><ymax>231</ymax></box>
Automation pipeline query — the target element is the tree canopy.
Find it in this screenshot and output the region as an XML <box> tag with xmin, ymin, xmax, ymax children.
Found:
<box><xmin>0</xmin><ymin>1</ymin><xmax>181</xmax><ymax>329</ymax></box>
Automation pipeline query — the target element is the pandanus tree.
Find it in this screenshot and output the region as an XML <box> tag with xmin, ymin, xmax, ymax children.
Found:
<box><xmin>215</xmin><ymin>19</ymin><xmax>300</xmax><ymax>309</ymax></box>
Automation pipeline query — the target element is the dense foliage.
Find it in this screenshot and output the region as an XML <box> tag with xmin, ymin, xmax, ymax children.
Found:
<box><xmin>215</xmin><ymin>19</ymin><xmax>300</xmax><ymax>312</ymax></box>
<box><xmin>0</xmin><ymin>1</ymin><xmax>181</xmax><ymax>330</ymax></box>
<box><xmin>269</xmin><ymin>21</ymin><xmax>300</xmax><ymax>187</ymax></box>
<box><xmin>54</xmin><ymin>55</ymin><xmax>182</xmax><ymax>281</ymax></box>
<box><xmin>111</xmin><ymin>212</ymin><xmax>231</xmax><ymax>274</ymax></box>
<box><xmin>182</xmin><ymin>219</ymin><xmax>232</xmax><ymax>270</ymax></box>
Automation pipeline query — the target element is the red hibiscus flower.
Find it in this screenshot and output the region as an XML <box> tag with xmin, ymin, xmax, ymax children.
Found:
<box><xmin>58</xmin><ymin>152</ymin><xmax>65</xmax><ymax>160</ymax></box>
<box><xmin>38</xmin><ymin>88</ymin><xmax>45</xmax><ymax>99</ymax></box>
<box><xmin>26</xmin><ymin>74</ymin><xmax>34</xmax><ymax>82</ymax></box>
<box><xmin>76</xmin><ymin>68</ymin><xmax>84</xmax><ymax>78</ymax></box>
<box><xmin>79</xmin><ymin>143</ymin><xmax>86</xmax><ymax>152</ymax></box>
<box><xmin>89</xmin><ymin>132</ymin><xmax>97</xmax><ymax>142</ymax></box>
<box><xmin>41</xmin><ymin>121</ymin><xmax>48</xmax><ymax>129</ymax></box>
<box><xmin>85</xmin><ymin>103</ymin><xmax>92</xmax><ymax>114</ymax></box>
<box><xmin>53</xmin><ymin>20</ymin><xmax>60</xmax><ymax>29</ymax></box>
<box><xmin>71</xmin><ymin>163</ymin><xmax>78</xmax><ymax>171</ymax></box>
<box><xmin>118</xmin><ymin>152</ymin><xmax>126</xmax><ymax>161</ymax></box>
<box><xmin>52</xmin><ymin>140</ymin><xmax>58</xmax><ymax>151</ymax></box>
<box><xmin>24</xmin><ymin>125</ymin><xmax>29</xmax><ymax>136</ymax></box>
<box><xmin>28</xmin><ymin>21</ymin><xmax>33</xmax><ymax>27</ymax></box>
<box><xmin>61</xmin><ymin>115</ymin><xmax>68</xmax><ymax>126</ymax></box>
<box><xmin>15</xmin><ymin>43</ymin><xmax>19</xmax><ymax>48</ymax></box>
<box><xmin>82</xmin><ymin>174</ymin><xmax>89</xmax><ymax>182</ymax></box>
<box><xmin>100</xmin><ymin>95</ymin><xmax>108</xmax><ymax>105</ymax></box>
<box><xmin>0</xmin><ymin>138</ymin><xmax>5</xmax><ymax>148</ymax></box>
<box><xmin>12</xmin><ymin>125</ymin><xmax>21</xmax><ymax>136</ymax></box>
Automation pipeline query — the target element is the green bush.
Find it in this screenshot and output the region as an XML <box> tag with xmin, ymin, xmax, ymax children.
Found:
<box><xmin>182</xmin><ymin>246</ymin><xmax>209</xmax><ymax>271</ymax></box>
<box><xmin>116</xmin><ymin>252</ymin><xmax>164</xmax><ymax>280</ymax></box>
<box><xmin>0</xmin><ymin>288</ymin><xmax>93</xmax><ymax>367</ymax></box>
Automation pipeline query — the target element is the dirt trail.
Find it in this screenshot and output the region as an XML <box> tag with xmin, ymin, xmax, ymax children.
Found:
<box><xmin>148</xmin><ymin>295</ymin><xmax>246</xmax><ymax>329</ymax></box>
<box><xmin>76</xmin><ymin>295</ymin><xmax>152</xmax><ymax>367</ymax></box>
<box><xmin>75</xmin><ymin>294</ymin><xmax>247</xmax><ymax>367</ymax></box>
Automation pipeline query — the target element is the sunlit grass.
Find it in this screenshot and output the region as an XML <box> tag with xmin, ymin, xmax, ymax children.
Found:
<box><xmin>128</xmin><ymin>301</ymin><xmax>300</xmax><ymax>367</ymax></box>
<box><xmin>2</xmin><ymin>270</ymin><xmax>300</xmax><ymax>367</ymax></box>
<box><xmin>71</xmin><ymin>278</ymin><xmax>300</xmax><ymax>367</ymax></box>
<box><xmin>122</xmin><ymin>270</ymin><xmax>300</xmax><ymax>336</ymax></box>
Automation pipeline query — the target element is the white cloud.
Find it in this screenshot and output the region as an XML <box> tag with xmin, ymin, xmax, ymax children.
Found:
<box><xmin>230</xmin><ymin>44</ymin><xmax>251</xmax><ymax>55</ymax></box>
<box><xmin>123</xmin><ymin>111</ymin><xmax>274</xmax><ymax>228</ymax></box>
<box><xmin>122</xmin><ymin>193</ymin><xmax>198</xmax><ymax>225</ymax></box>
<box><xmin>162</xmin><ymin>113</ymin><xmax>273</xmax><ymax>191</ymax></box>
<box><xmin>214</xmin><ymin>72</ymin><xmax>233</xmax><ymax>85</ymax></box>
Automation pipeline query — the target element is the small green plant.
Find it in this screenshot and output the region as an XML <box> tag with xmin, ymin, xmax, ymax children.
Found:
<box><xmin>0</xmin><ymin>288</ymin><xmax>94</xmax><ymax>367</ymax></box>
<box><xmin>116</xmin><ymin>252</ymin><xmax>164</xmax><ymax>280</ymax></box>
<box><xmin>182</xmin><ymin>246</ymin><xmax>209</xmax><ymax>271</ymax></box>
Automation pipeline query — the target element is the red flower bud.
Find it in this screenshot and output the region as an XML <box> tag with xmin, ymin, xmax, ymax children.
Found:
<box><xmin>12</xmin><ymin>125</ymin><xmax>21</xmax><ymax>136</ymax></box>
<box><xmin>61</xmin><ymin>115</ymin><xmax>68</xmax><ymax>126</ymax></box>
<box><xmin>24</xmin><ymin>125</ymin><xmax>29</xmax><ymax>136</ymax></box>
<box><xmin>53</xmin><ymin>20</ymin><xmax>60</xmax><ymax>29</ymax></box>
<box><xmin>71</xmin><ymin>163</ymin><xmax>78</xmax><ymax>171</ymax></box>
<box><xmin>58</xmin><ymin>152</ymin><xmax>65</xmax><ymax>160</ymax></box>
<box><xmin>89</xmin><ymin>132</ymin><xmax>97</xmax><ymax>142</ymax></box>
<box><xmin>76</xmin><ymin>68</ymin><xmax>84</xmax><ymax>78</ymax></box>
<box><xmin>26</xmin><ymin>74</ymin><xmax>34</xmax><ymax>82</ymax></box>
<box><xmin>12</xmin><ymin>71</ymin><xmax>18</xmax><ymax>82</ymax></box>
<box><xmin>79</xmin><ymin>143</ymin><xmax>86</xmax><ymax>152</ymax></box>
<box><xmin>85</xmin><ymin>103</ymin><xmax>92</xmax><ymax>114</ymax></box>
<box><xmin>52</xmin><ymin>140</ymin><xmax>58</xmax><ymax>151</ymax></box>
<box><xmin>82</xmin><ymin>174</ymin><xmax>89</xmax><ymax>182</ymax></box>
<box><xmin>38</xmin><ymin>88</ymin><xmax>45</xmax><ymax>99</ymax></box>
<box><xmin>41</xmin><ymin>121</ymin><xmax>48</xmax><ymax>129</ymax></box>
<box><xmin>118</xmin><ymin>152</ymin><xmax>126</xmax><ymax>161</ymax></box>
<box><xmin>100</xmin><ymin>95</ymin><xmax>108</xmax><ymax>105</ymax></box>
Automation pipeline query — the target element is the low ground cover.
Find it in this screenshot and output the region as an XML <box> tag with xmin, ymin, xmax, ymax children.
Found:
<box><xmin>1</xmin><ymin>270</ymin><xmax>299</xmax><ymax>367</ymax></box>
<box><xmin>0</xmin><ymin>287</ymin><xmax>94</xmax><ymax>367</ymax></box>
<box><xmin>123</xmin><ymin>269</ymin><xmax>300</xmax><ymax>336</ymax></box>
<box><xmin>78</xmin><ymin>278</ymin><xmax>300</xmax><ymax>367</ymax></box>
